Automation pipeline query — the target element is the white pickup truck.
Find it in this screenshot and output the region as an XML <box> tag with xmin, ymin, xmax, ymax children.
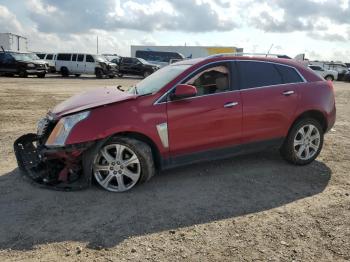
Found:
<box><xmin>308</xmin><ymin>65</ymin><xmax>338</xmax><ymax>81</ymax></box>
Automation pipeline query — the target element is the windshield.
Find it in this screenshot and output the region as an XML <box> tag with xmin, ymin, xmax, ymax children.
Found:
<box><xmin>26</xmin><ymin>53</ymin><xmax>40</xmax><ymax>60</ymax></box>
<box><xmin>129</xmin><ymin>64</ymin><xmax>191</xmax><ymax>95</ymax></box>
<box><xmin>10</xmin><ymin>53</ymin><xmax>34</xmax><ymax>62</ymax></box>
<box><xmin>93</xmin><ymin>55</ymin><xmax>108</xmax><ymax>62</ymax></box>
<box><xmin>138</xmin><ymin>58</ymin><xmax>151</xmax><ymax>65</ymax></box>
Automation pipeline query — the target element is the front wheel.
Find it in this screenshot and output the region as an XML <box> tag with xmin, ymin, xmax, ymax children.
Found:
<box><xmin>280</xmin><ymin>118</ymin><xmax>324</xmax><ymax>165</ymax></box>
<box><xmin>37</xmin><ymin>73</ymin><xmax>46</xmax><ymax>78</ymax></box>
<box><xmin>18</xmin><ymin>69</ymin><xmax>28</xmax><ymax>78</ymax></box>
<box><xmin>95</xmin><ymin>68</ymin><xmax>103</xmax><ymax>79</ymax></box>
<box><xmin>91</xmin><ymin>137</ymin><xmax>155</xmax><ymax>192</ymax></box>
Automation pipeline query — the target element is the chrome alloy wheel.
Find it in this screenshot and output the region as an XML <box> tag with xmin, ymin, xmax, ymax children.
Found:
<box><xmin>93</xmin><ymin>144</ymin><xmax>141</xmax><ymax>192</ymax></box>
<box><xmin>293</xmin><ymin>124</ymin><xmax>321</xmax><ymax>161</ymax></box>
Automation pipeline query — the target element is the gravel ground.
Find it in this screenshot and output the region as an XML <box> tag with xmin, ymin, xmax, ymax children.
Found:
<box><xmin>0</xmin><ymin>75</ymin><xmax>349</xmax><ymax>261</ymax></box>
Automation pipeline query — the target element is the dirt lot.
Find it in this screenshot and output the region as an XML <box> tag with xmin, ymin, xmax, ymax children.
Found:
<box><xmin>0</xmin><ymin>75</ymin><xmax>349</xmax><ymax>261</ymax></box>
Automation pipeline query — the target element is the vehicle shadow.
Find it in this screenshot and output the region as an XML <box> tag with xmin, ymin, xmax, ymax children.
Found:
<box><xmin>0</xmin><ymin>150</ymin><xmax>331</xmax><ymax>251</ymax></box>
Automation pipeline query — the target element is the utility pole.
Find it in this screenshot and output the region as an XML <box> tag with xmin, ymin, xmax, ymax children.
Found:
<box><xmin>97</xmin><ymin>35</ymin><xmax>99</xmax><ymax>54</ymax></box>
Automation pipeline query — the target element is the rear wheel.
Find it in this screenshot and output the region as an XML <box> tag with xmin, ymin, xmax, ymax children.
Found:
<box><xmin>74</xmin><ymin>74</ymin><xmax>81</xmax><ymax>77</ymax></box>
<box><xmin>61</xmin><ymin>67</ymin><xmax>69</xmax><ymax>77</ymax></box>
<box><xmin>325</xmin><ymin>75</ymin><xmax>334</xmax><ymax>81</ymax></box>
<box><xmin>280</xmin><ymin>118</ymin><xmax>324</xmax><ymax>165</ymax></box>
<box><xmin>92</xmin><ymin>136</ymin><xmax>155</xmax><ymax>192</ymax></box>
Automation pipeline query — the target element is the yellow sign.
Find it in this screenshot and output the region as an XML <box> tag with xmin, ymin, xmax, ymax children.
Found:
<box><xmin>206</xmin><ymin>47</ymin><xmax>236</xmax><ymax>55</ymax></box>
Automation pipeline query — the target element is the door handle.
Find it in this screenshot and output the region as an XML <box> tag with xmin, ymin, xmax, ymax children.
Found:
<box><xmin>283</xmin><ymin>90</ymin><xmax>295</xmax><ymax>96</ymax></box>
<box><xmin>224</xmin><ymin>102</ymin><xmax>238</xmax><ymax>108</ymax></box>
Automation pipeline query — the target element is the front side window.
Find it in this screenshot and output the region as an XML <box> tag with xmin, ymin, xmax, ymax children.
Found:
<box><xmin>185</xmin><ymin>64</ymin><xmax>231</xmax><ymax>96</ymax></box>
<box><xmin>46</xmin><ymin>54</ymin><xmax>53</xmax><ymax>60</ymax></box>
<box><xmin>37</xmin><ymin>54</ymin><xmax>45</xmax><ymax>59</ymax></box>
<box><xmin>237</xmin><ymin>61</ymin><xmax>283</xmax><ymax>90</ymax></box>
<box><xmin>86</xmin><ymin>55</ymin><xmax>94</xmax><ymax>63</ymax></box>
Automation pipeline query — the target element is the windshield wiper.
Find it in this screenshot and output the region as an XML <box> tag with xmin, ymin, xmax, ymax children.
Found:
<box><xmin>134</xmin><ymin>85</ymin><xmax>139</xmax><ymax>95</ymax></box>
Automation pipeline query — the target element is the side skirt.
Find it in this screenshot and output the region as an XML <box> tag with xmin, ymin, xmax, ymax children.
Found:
<box><xmin>160</xmin><ymin>138</ymin><xmax>285</xmax><ymax>170</ymax></box>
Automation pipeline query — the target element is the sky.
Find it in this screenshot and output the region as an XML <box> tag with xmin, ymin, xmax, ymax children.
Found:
<box><xmin>0</xmin><ymin>0</ymin><xmax>349</xmax><ymax>61</ymax></box>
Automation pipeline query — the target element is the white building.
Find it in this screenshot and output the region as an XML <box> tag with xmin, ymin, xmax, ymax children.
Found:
<box><xmin>0</xmin><ymin>33</ymin><xmax>28</xmax><ymax>52</ymax></box>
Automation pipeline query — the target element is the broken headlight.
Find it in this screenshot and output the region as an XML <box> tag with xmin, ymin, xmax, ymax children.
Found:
<box><xmin>46</xmin><ymin>111</ymin><xmax>90</xmax><ymax>147</ymax></box>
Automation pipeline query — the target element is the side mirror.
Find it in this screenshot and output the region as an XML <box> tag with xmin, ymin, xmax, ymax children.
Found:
<box><xmin>171</xmin><ymin>84</ymin><xmax>197</xmax><ymax>100</ymax></box>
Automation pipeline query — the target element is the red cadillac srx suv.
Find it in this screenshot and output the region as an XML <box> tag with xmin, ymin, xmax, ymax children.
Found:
<box><xmin>14</xmin><ymin>55</ymin><xmax>336</xmax><ymax>192</ymax></box>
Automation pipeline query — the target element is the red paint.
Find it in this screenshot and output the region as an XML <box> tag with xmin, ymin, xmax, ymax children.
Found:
<box><xmin>50</xmin><ymin>56</ymin><xmax>336</xmax><ymax>162</ymax></box>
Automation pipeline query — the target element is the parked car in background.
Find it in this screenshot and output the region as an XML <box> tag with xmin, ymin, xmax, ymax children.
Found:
<box><xmin>117</xmin><ymin>57</ymin><xmax>160</xmax><ymax>78</ymax></box>
<box><xmin>14</xmin><ymin>55</ymin><xmax>336</xmax><ymax>192</ymax></box>
<box><xmin>343</xmin><ymin>71</ymin><xmax>350</xmax><ymax>82</ymax></box>
<box><xmin>36</xmin><ymin>53</ymin><xmax>57</xmax><ymax>73</ymax></box>
<box><xmin>0</xmin><ymin>51</ymin><xmax>47</xmax><ymax>77</ymax></box>
<box><xmin>103</xmin><ymin>54</ymin><xmax>121</xmax><ymax>64</ymax></box>
<box><xmin>308</xmin><ymin>65</ymin><xmax>338</xmax><ymax>81</ymax></box>
<box><xmin>323</xmin><ymin>62</ymin><xmax>349</xmax><ymax>80</ymax></box>
<box><xmin>55</xmin><ymin>53</ymin><xmax>118</xmax><ymax>78</ymax></box>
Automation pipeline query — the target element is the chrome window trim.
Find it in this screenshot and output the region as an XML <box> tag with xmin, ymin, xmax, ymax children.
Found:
<box><xmin>153</xmin><ymin>59</ymin><xmax>307</xmax><ymax>105</ymax></box>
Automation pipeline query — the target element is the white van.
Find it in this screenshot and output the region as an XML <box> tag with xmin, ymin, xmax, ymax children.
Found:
<box><xmin>55</xmin><ymin>53</ymin><xmax>118</xmax><ymax>78</ymax></box>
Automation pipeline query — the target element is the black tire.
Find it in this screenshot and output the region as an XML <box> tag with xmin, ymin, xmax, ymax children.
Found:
<box><xmin>83</xmin><ymin>136</ymin><xmax>155</xmax><ymax>192</ymax></box>
<box><xmin>325</xmin><ymin>75</ymin><xmax>334</xmax><ymax>81</ymax></box>
<box><xmin>280</xmin><ymin>118</ymin><xmax>324</xmax><ymax>165</ymax></box>
<box><xmin>37</xmin><ymin>73</ymin><xmax>46</xmax><ymax>78</ymax></box>
<box><xmin>108</xmin><ymin>75</ymin><xmax>115</xmax><ymax>78</ymax></box>
<box><xmin>95</xmin><ymin>68</ymin><xmax>103</xmax><ymax>79</ymax></box>
<box><xmin>143</xmin><ymin>71</ymin><xmax>152</xmax><ymax>78</ymax></box>
<box><xmin>18</xmin><ymin>69</ymin><xmax>28</xmax><ymax>78</ymax></box>
<box><xmin>61</xmin><ymin>67</ymin><xmax>69</xmax><ymax>77</ymax></box>
<box><xmin>74</xmin><ymin>74</ymin><xmax>81</xmax><ymax>77</ymax></box>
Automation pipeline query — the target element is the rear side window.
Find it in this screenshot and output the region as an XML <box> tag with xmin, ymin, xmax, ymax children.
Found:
<box><xmin>46</xmin><ymin>54</ymin><xmax>53</xmax><ymax>60</ymax></box>
<box><xmin>275</xmin><ymin>65</ymin><xmax>303</xmax><ymax>84</ymax></box>
<box><xmin>237</xmin><ymin>61</ymin><xmax>283</xmax><ymax>89</ymax></box>
<box><xmin>37</xmin><ymin>54</ymin><xmax>45</xmax><ymax>59</ymax></box>
<box><xmin>86</xmin><ymin>55</ymin><xmax>94</xmax><ymax>63</ymax></box>
<box><xmin>77</xmin><ymin>54</ymin><xmax>84</xmax><ymax>62</ymax></box>
<box><xmin>72</xmin><ymin>54</ymin><xmax>77</xmax><ymax>61</ymax></box>
<box><xmin>57</xmin><ymin>54</ymin><xmax>72</xmax><ymax>61</ymax></box>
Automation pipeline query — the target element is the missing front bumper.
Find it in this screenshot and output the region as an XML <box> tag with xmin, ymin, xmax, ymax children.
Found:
<box><xmin>14</xmin><ymin>133</ymin><xmax>91</xmax><ymax>191</ymax></box>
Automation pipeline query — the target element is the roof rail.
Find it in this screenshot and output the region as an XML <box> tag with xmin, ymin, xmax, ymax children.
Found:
<box><xmin>207</xmin><ymin>52</ymin><xmax>292</xmax><ymax>59</ymax></box>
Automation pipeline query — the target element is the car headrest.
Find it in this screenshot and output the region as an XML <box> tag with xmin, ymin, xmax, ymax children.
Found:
<box><xmin>216</xmin><ymin>76</ymin><xmax>229</xmax><ymax>91</ymax></box>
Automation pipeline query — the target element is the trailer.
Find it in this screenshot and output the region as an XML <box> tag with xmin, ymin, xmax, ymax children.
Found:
<box><xmin>131</xmin><ymin>45</ymin><xmax>243</xmax><ymax>67</ymax></box>
<box><xmin>0</xmin><ymin>33</ymin><xmax>28</xmax><ymax>52</ymax></box>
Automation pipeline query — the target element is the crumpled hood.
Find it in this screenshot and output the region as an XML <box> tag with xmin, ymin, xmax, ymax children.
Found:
<box><xmin>51</xmin><ymin>86</ymin><xmax>137</xmax><ymax>118</ymax></box>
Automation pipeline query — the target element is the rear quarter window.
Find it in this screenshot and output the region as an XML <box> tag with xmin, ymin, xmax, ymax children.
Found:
<box><xmin>237</xmin><ymin>61</ymin><xmax>283</xmax><ymax>89</ymax></box>
<box><xmin>275</xmin><ymin>64</ymin><xmax>303</xmax><ymax>84</ymax></box>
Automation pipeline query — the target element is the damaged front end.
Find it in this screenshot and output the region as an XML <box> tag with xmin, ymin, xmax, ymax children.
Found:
<box><xmin>14</xmin><ymin>114</ymin><xmax>94</xmax><ymax>191</ymax></box>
